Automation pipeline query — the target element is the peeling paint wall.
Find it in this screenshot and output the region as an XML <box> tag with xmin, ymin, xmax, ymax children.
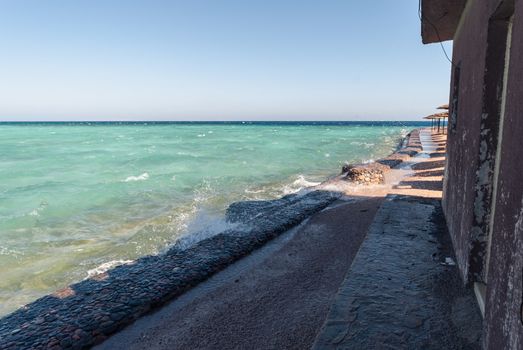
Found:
<box><xmin>471</xmin><ymin>0</ymin><xmax>515</xmax><ymax>284</ymax></box>
<box><xmin>443</xmin><ymin>0</ymin><xmax>491</xmax><ymax>283</ymax></box>
<box><xmin>484</xmin><ymin>0</ymin><xmax>523</xmax><ymax>347</ymax></box>
<box><xmin>442</xmin><ymin>0</ymin><xmax>523</xmax><ymax>348</ymax></box>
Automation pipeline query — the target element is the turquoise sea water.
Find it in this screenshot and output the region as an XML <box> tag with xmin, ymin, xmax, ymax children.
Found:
<box><xmin>0</xmin><ymin>121</ymin><xmax>425</xmax><ymax>316</ymax></box>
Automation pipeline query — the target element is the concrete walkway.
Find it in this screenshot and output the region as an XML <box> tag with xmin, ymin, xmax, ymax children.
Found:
<box><xmin>312</xmin><ymin>195</ymin><xmax>482</xmax><ymax>349</ymax></box>
<box><xmin>313</xmin><ymin>130</ymin><xmax>483</xmax><ymax>349</ymax></box>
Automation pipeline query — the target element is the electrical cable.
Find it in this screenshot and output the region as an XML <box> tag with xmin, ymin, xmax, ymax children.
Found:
<box><xmin>418</xmin><ymin>0</ymin><xmax>457</xmax><ymax>67</ymax></box>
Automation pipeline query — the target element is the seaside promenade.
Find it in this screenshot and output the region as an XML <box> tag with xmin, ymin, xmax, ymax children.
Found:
<box><xmin>97</xmin><ymin>128</ymin><xmax>481</xmax><ymax>349</ymax></box>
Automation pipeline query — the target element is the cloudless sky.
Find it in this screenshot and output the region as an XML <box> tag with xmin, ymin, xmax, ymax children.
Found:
<box><xmin>0</xmin><ymin>0</ymin><xmax>453</xmax><ymax>121</ymax></box>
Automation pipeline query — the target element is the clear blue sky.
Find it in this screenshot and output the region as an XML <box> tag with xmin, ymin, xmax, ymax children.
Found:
<box><xmin>0</xmin><ymin>0</ymin><xmax>452</xmax><ymax>121</ymax></box>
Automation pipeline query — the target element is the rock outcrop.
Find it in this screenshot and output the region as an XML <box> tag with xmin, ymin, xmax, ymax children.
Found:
<box><xmin>342</xmin><ymin>162</ymin><xmax>389</xmax><ymax>185</ymax></box>
<box><xmin>341</xmin><ymin>130</ymin><xmax>423</xmax><ymax>185</ymax></box>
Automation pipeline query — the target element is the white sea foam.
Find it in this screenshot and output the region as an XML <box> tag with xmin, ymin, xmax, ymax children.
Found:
<box><xmin>123</xmin><ymin>172</ymin><xmax>149</xmax><ymax>182</ymax></box>
<box><xmin>244</xmin><ymin>188</ymin><xmax>265</xmax><ymax>194</ymax></box>
<box><xmin>174</xmin><ymin>210</ymin><xmax>239</xmax><ymax>250</ymax></box>
<box><xmin>282</xmin><ymin>175</ymin><xmax>322</xmax><ymax>195</ymax></box>
<box><xmin>0</xmin><ymin>245</ymin><xmax>23</xmax><ymax>257</ymax></box>
<box><xmin>141</xmin><ymin>179</ymin><xmax>224</xmax><ymax>252</ymax></box>
<box><xmin>87</xmin><ymin>260</ymin><xmax>133</xmax><ymax>278</ymax></box>
<box><xmin>28</xmin><ymin>201</ymin><xmax>49</xmax><ymax>217</ymax></box>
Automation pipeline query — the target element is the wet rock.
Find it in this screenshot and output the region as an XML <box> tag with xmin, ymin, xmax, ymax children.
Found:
<box><xmin>226</xmin><ymin>191</ymin><xmax>338</xmax><ymax>226</ymax></box>
<box><xmin>404</xmin><ymin>316</ymin><xmax>425</xmax><ymax>329</ymax></box>
<box><xmin>225</xmin><ymin>193</ymin><xmax>299</xmax><ymax>223</ymax></box>
<box><xmin>343</xmin><ymin>163</ymin><xmax>389</xmax><ymax>185</ymax></box>
<box><xmin>376</xmin><ymin>156</ymin><xmax>405</xmax><ymax>168</ymax></box>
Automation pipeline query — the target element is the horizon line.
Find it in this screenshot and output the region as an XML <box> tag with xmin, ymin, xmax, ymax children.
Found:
<box><xmin>0</xmin><ymin>119</ymin><xmax>428</xmax><ymax>123</ymax></box>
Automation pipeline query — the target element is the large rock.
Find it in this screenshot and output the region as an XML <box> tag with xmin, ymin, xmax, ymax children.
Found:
<box><xmin>342</xmin><ymin>162</ymin><xmax>389</xmax><ymax>185</ymax></box>
<box><xmin>341</xmin><ymin>129</ymin><xmax>424</xmax><ymax>185</ymax></box>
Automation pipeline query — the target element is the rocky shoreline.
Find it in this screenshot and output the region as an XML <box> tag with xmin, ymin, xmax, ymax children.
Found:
<box><xmin>0</xmin><ymin>191</ymin><xmax>339</xmax><ymax>350</ymax></box>
<box><xmin>0</xmin><ymin>129</ymin><xmax>422</xmax><ymax>350</ymax></box>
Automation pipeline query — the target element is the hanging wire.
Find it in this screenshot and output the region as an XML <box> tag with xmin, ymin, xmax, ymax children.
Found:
<box><xmin>418</xmin><ymin>0</ymin><xmax>457</xmax><ymax>67</ymax></box>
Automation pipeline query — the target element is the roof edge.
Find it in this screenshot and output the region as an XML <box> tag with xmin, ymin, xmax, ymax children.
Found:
<box><xmin>421</xmin><ymin>0</ymin><xmax>467</xmax><ymax>44</ymax></box>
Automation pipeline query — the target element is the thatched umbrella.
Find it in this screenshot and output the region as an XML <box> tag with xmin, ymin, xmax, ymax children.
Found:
<box><xmin>425</xmin><ymin>112</ymin><xmax>449</xmax><ymax>133</ymax></box>
<box><xmin>437</xmin><ymin>104</ymin><xmax>449</xmax><ymax>110</ymax></box>
<box><xmin>429</xmin><ymin>112</ymin><xmax>449</xmax><ymax>118</ymax></box>
<box><xmin>423</xmin><ymin>115</ymin><xmax>437</xmax><ymax>130</ymax></box>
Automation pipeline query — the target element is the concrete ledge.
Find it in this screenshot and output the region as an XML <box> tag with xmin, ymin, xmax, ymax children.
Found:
<box><xmin>313</xmin><ymin>195</ymin><xmax>482</xmax><ymax>349</ymax></box>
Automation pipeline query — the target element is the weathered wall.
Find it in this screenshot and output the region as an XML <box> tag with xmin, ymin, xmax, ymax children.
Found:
<box><xmin>443</xmin><ymin>0</ymin><xmax>490</xmax><ymax>282</ymax></box>
<box><xmin>443</xmin><ymin>0</ymin><xmax>523</xmax><ymax>348</ymax></box>
<box><xmin>484</xmin><ymin>0</ymin><xmax>523</xmax><ymax>347</ymax></box>
<box><xmin>444</xmin><ymin>0</ymin><xmax>517</xmax><ymax>283</ymax></box>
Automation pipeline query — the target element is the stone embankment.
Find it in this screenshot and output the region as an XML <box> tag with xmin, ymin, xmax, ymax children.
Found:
<box><xmin>341</xmin><ymin>130</ymin><xmax>423</xmax><ymax>185</ymax></box>
<box><xmin>0</xmin><ymin>191</ymin><xmax>339</xmax><ymax>350</ymax></box>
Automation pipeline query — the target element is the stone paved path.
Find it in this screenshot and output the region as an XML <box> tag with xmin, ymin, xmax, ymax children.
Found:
<box><xmin>313</xmin><ymin>195</ymin><xmax>483</xmax><ymax>349</ymax></box>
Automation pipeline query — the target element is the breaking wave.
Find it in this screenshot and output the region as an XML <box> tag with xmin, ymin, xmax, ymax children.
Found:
<box><xmin>281</xmin><ymin>175</ymin><xmax>322</xmax><ymax>195</ymax></box>
<box><xmin>123</xmin><ymin>172</ymin><xmax>149</xmax><ymax>182</ymax></box>
<box><xmin>87</xmin><ymin>260</ymin><xmax>134</xmax><ymax>278</ymax></box>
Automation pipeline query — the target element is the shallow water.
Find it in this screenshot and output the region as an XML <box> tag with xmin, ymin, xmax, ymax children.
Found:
<box><xmin>0</xmin><ymin>121</ymin><xmax>425</xmax><ymax>316</ymax></box>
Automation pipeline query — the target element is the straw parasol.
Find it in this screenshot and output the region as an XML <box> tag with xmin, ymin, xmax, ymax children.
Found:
<box><xmin>428</xmin><ymin>111</ymin><xmax>449</xmax><ymax>118</ymax></box>
<box><xmin>437</xmin><ymin>104</ymin><xmax>449</xmax><ymax>110</ymax></box>
<box><xmin>425</xmin><ymin>111</ymin><xmax>449</xmax><ymax>133</ymax></box>
<box><xmin>424</xmin><ymin>115</ymin><xmax>437</xmax><ymax>130</ymax></box>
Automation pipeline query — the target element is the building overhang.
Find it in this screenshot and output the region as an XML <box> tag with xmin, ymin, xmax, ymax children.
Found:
<box><xmin>421</xmin><ymin>0</ymin><xmax>467</xmax><ymax>44</ymax></box>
